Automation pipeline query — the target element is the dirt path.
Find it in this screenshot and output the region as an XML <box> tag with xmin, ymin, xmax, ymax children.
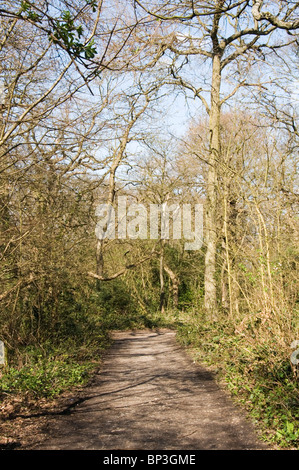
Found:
<box><xmin>26</xmin><ymin>329</ymin><xmax>267</xmax><ymax>450</ymax></box>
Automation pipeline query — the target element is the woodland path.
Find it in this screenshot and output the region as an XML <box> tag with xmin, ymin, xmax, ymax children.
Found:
<box><xmin>27</xmin><ymin>329</ymin><xmax>268</xmax><ymax>450</ymax></box>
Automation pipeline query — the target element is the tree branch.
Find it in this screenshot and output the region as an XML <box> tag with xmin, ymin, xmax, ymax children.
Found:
<box><xmin>87</xmin><ymin>249</ymin><xmax>158</xmax><ymax>281</ymax></box>
<box><xmin>252</xmin><ymin>1</ymin><xmax>299</xmax><ymax>30</ymax></box>
<box><xmin>0</xmin><ymin>274</ymin><xmax>35</xmax><ymax>302</ymax></box>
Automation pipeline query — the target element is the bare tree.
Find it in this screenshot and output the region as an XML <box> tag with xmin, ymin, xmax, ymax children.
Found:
<box><xmin>133</xmin><ymin>0</ymin><xmax>299</xmax><ymax>317</ymax></box>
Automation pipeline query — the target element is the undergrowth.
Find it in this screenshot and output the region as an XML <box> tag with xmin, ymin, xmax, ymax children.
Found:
<box><xmin>175</xmin><ymin>310</ymin><xmax>299</xmax><ymax>449</ymax></box>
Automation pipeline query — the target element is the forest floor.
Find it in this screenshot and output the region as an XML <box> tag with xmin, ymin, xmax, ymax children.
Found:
<box><xmin>1</xmin><ymin>329</ymin><xmax>271</xmax><ymax>450</ymax></box>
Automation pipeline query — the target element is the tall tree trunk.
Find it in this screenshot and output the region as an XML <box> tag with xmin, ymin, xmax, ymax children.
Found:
<box><xmin>223</xmin><ymin>189</ymin><xmax>233</xmax><ymax>318</ymax></box>
<box><xmin>164</xmin><ymin>264</ymin><xmax>179</xmax><ymax>309</ymax></box>
<box><xmin>96</xmin><ymin>157</ymin><xmax>118</xmax><ymax>280</ymax></box>
<box><xmin>159</xmin><ymin>240</ymin><xmax>166</xmax><ymax>313</ymax></box>
<box><xmin>204</xmin><ymin>52</ymin><xmax>221</xmax><ymax>318</ymax></box>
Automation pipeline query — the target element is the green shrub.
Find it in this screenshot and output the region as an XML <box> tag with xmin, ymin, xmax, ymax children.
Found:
<box><xmin>0</xmin><ymin>359</ymin><xmax>94</xmax><ymax>399</ymax></box>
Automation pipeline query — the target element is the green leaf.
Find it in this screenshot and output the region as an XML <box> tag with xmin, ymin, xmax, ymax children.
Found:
<box><xmin>85</xmin><ymin>0</ymin><xmax>98</xmax><ymax>12</ymax></box>
<box><xmin>286</xmin><ymin>421</ymin><xmax>294</xmax><ymax>434</ymax></box>
<box><xmin>20</xmin><ymin>1</ymin><xmax>30</xmax><ymax>12</ymax></box>
<box><xmin>77</xmin><ymin>25</ymin><xmax>84</xmax><ymax>38</ymax></box>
